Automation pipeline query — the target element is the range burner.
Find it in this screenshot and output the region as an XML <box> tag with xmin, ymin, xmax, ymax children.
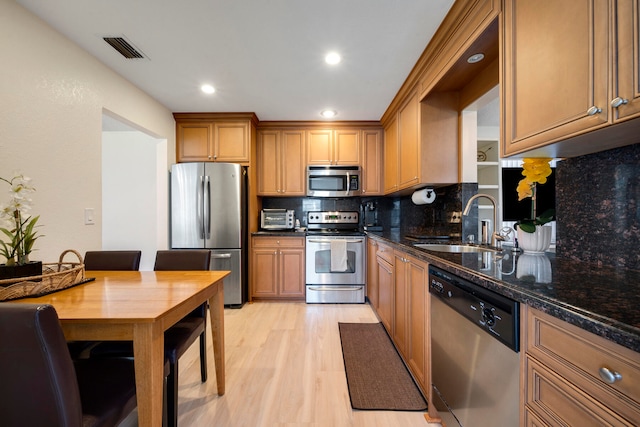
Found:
<box><xmin>306</xmin><ymin>211</ymin><xmax>362</xmax><ymax>235</ymax></box>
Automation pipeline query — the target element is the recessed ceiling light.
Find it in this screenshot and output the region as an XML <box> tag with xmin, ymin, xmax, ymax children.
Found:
<box><xmin>467</xmin><ymin>53</ymin><xmax>485</xmax><ymax>64</ymax></box>
<box><xmin>201</xmin><ymin>84</ymin><xmax>215</xmax><ymax>94</ymax></box>
<box><xmin>321</xmin><ymin>109</ymin><xmax>337</xmax><ymax>118</ymax></box>
<box><xmin>325</xmin><ymin>52</ymin><xmax>341</xmax><ymax>65</ymax></box>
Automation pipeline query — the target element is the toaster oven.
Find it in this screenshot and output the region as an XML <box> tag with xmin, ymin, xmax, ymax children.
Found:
<box><xmin>260</xmin><ymin>209</ymin><xmax>295</xmax><ymax>230</ymax></box>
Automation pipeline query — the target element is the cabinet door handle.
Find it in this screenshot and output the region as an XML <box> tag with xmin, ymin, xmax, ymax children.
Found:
<box><xmin>598</xmin><ymin>366</ymin><xmax>622</xmax><ymax>384</ymax></box>
<box><xmin>586</xmin><ymin>106</ymin><xmax>602</xmax><ymax>116</ymax></box>
<box><xmin>611</xmin><ymin>97</ymin><xmax>629</xmax><ymax>108</ymax></box>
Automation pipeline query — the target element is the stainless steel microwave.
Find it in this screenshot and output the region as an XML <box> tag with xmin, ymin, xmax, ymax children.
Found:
<box><xmin>306</xmin><ymin>165</ymin><xmax>361</xmax><ymax>197</ymax></box>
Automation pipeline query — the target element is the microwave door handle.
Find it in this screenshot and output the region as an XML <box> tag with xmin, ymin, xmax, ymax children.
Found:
<box><xmin>346</xmin><ymin>172</ymin><xmax>350</xmax><ymax>196</ymax></box>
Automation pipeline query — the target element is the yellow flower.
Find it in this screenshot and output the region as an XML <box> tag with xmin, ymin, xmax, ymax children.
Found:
<box><xmin>514</xmin><ymin>158</ymin><xmax>555</xmax><ymax>232</ymax></box>
<box><xmin>517</xmin><ymin>178</ymin><xmax>533</xmax><ymax>201</ymax></box>
<box><xmin>521</xmin><ymin>157</ymin><xmax>552</xmax><ymax>184</ymax></box>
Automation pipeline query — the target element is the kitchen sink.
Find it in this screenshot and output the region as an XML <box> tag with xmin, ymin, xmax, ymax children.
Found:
<box><xmin>413</xmin><ymin>243</ymin><xmax>501</xmax><ymax>253</ymax></box>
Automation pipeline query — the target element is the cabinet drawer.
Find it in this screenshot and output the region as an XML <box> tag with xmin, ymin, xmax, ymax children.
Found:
<box><xmin>252</xmin><ymin>236</ymin><xmax>305</xmax><ymax>248</ymax></box>
<box><xmin>526</xmin><ymin>307</ymin><xmax>640</xmax><ymax>411</ymax></box>
<box><xmin>375</xmin><ymin>242</ymin><xmax>394</xmax><ymax>264</ymax></box>
<box><xmin>525</xmin><ymin>356</ymin><xmax>635</xmax><ymax>426</ymax></box>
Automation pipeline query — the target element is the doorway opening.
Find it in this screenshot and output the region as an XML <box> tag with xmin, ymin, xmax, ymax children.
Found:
<box><xmin>101</xmin><ymin>111</ymin><xmax>168</xmax><ymax>270</ymax></box>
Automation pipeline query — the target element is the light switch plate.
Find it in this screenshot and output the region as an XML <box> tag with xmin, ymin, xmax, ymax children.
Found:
<box><xmin>84</xmin><ymin>208</ymin><xmax>95</xmax><ymax>225</ymax></box>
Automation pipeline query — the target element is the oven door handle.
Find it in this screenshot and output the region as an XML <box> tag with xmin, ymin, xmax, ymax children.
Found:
<box><xmin>307</xmin><ymin>286</ymin><xmax>364</xmax><ymax>291</ymax></box>
<box><xmin>307</xmin><ymin>238</ymin><xmax>364</xmax><ymax>244</ymax></box>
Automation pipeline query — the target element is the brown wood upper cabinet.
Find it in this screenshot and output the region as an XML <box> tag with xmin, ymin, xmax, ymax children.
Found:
<box><xmin>383</xmin><ymin>90</ymin><xmax>459</xmax><ymax>195</ymax></box>
<box><xmin>360</xmin><ymin>129</ymin><xmax>384</xmax><ymax>195</ymax></box>
<box><xmin>257</xmin><ymin>129</ymin><xmax>306</xmax><ymax>196</ymax></box>
<box><xmin>502</xmin><ymin>0</ymin><xmax>640</xmax><ymax>157</ymax></box>
<box><xmin>307</xmin><ymin>129</ymin><xmax>360</xmax><ymax>165</ymax></box>
<box><xmin>174</xmin><ymin>113</ymin><xmax>257</xmax><ymax>164</ymax></box>
<box><xmin>383</xmin><ymin>116</ymin><xmax>399</xmax><ymax>194</ymax></box>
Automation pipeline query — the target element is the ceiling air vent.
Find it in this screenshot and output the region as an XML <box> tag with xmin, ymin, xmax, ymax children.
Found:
<box><xmin>103</xmin><ymin>36</ymin><xmax>145</xmax><ymax>59</ymax></box>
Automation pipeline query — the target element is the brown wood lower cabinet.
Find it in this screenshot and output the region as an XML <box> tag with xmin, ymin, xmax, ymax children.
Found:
<box><xmin>366</xmin><ymin>239</ymin><xmax>379</xmax><ymax>309</ymax></box>
<box><xmin>376</xmin><ymin>254</ymin><xmax>394</xmax><ymax>333</ymax></box>
<box><xmin>405</xmin><ymin>254</ymin><xmax>429</xmax><ymax>394</ymax></box>
<box><xmin>251</xmin><ymin>236</ymin><xmax>305</xmax><ymax>300</ymax></box>
<box><xmin>522</xmin><ymin>306</ymin><xmax>640</xmax><ymax>426</ymax></box>
<box><xmin>368</xmin><ymin>237</ymin><xmax>431</xmax><ymax>400</ymax></box>
<box><xmin>393</xmin><ymin>251</ymin><xmax>410</xmax><ymax>358</ymax></box>
<box><xmin>367</xmin><ymin>238</ymin><xmax>640</xmax><ymax>426</ymax></box>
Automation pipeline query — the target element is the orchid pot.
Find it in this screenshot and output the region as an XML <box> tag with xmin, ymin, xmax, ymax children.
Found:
<box><xmin>0</xmin><ymin>260</ymin><xmax>43</xmax><ymax>283</ymax></box>
<box><xmin>517</xmin><ymin>226</ymin><xmax>552</xmax><ymax>254</ymax></box>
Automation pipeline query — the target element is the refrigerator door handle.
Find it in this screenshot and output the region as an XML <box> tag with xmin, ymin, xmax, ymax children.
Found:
<box><xmin>211</xmin><ymin>253</ymin><xmax>232</xmax><ymax>259</ymax></box>
<box><xmin>198</xmin><ymin>175</ymin><xmax>205</xmax><ymax>239</ymax></box>
<box><xmin>204</xmin><ymin>175</ymin><xmax>211</xmax><ymax>239</ymax></box>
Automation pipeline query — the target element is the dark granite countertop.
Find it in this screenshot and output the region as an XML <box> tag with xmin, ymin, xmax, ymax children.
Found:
<box><xmin>367</xmin><ymin>231</ymin><xmax>640</xmax><ymax>353</ymax></box>
<box><xmin>252</xmin><ymin>230</ymin><xmax>307</xmax><ymax>237</ymax></box>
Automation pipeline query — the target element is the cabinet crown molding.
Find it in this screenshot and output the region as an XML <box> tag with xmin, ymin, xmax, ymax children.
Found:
<box><xmin>257</xmin><ymin>120</ymin><xmax>382</xmax><ymax>130</ymax></box>
<box><xmin>173</xmin><ymin>112</ymin><xmax>259</xmax><ymax>125</ymax></box>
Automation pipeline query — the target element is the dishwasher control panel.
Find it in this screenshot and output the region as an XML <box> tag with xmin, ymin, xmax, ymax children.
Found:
<box><xmin>429</xmin><ymin>265</ymin><xmax>519</xmax><ymax>352</ymax></box>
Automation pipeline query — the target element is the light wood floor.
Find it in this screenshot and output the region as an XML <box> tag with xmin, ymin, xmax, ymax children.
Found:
<box><xmin>120</xmin><ymin>302</ymin><xmax>439</xmax><ymax>426</ymax></box>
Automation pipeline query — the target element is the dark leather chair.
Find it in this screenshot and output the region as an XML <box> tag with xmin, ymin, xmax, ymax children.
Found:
<box><xmin>84</xmin><ymin>250</ymin><xmax>142</xmax><ymax>271</ymax></box>
<box><xmin>0</xmin><ymin>303</ymin><xmax>137</xmax><ymax>427</ymax></box>
<box><xmin>90</xmin><ymin>249</ymin><xmax>211</xmax><ymax>427</ymax></box>
<box><xmin>153</xmin><ymin>249</ymin><xmax>211</xmax><ymax>427</ymax></box>
<box><xmin>68</xmin><ymin>250</ymin><xmax>142</xmax><ymax>359</ymax></box>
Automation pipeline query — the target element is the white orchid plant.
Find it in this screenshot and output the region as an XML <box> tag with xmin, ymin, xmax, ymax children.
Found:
<box><xmin>0</xmin><ymin>173</ymin><xmax>42</xmax><ymax>266</ymax></box>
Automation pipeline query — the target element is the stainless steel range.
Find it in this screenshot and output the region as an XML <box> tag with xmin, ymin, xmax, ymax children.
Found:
<box><xmin>305</xmin><ymin>211</ymin><xmax>366</xmax><ymax>303</ymax></box>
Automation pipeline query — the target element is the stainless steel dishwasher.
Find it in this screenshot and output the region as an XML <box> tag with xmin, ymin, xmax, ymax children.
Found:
<box><xmin>429</xmin><ymin>265</ymin><xmax>520</xmax><ymax>427</ymax></box>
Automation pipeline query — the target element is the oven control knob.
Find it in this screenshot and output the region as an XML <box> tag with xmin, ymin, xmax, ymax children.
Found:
<box><xmin>482</xmin><ymin>308</ymin><xmax>496</xmax><ymax>327</ymax></box>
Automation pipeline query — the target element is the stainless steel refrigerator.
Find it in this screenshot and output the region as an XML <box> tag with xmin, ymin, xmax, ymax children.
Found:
<box><xmin>170</xmin><ymin>162</ymin><xmax>247</xmax><ymax>307</ymax></box>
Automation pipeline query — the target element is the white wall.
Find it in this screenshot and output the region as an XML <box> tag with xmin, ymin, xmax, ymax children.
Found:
<box><xmin>0</xmin><ymin>0</ymin><xmax>175</xmax><ymax>264</ymax></box>
<box><xmin>102</xmin><ymin>131</ymin><xmax>167</xmax><ymax>271</ymax></box>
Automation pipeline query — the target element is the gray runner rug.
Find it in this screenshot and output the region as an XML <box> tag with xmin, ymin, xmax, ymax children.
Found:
<box><xmin>338</xmin><ymin>322</ymin><xmax>427</xmax><ymax>411</ymax></box>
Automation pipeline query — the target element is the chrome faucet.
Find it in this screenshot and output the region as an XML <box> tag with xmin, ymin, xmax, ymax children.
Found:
<box><xmin>463</xmin><ymin>193</ymin><xmax>505</xmax><ymax>247</ymax></box>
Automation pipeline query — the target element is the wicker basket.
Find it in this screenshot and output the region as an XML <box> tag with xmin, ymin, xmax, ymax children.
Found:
<box><xmin>0</xmin><ymin>249</ymin><xmax>86</xmax><ymax>301</ymax></box>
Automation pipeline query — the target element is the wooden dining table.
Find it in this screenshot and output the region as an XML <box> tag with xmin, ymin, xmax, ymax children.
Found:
<box><xmin>10</xmin><ymin>269</ymin><xmax>229</xmax><ymax>427</ymax></box>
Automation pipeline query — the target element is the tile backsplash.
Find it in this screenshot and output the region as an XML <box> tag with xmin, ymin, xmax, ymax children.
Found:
<box><xmin>261</xmin><ymin>184</ymin><xmax>476</xmax><ymax>238</ymax></box>
<box><xmin>261</xmin><ymin>142</ymin><xmax>640</xmax><ymax>271</ymax></box>
<box><xmin>556</xmin><ymin>143</ymin><xmax>640</xmax><ymax>270</ymax></box>
<box><xmin>373</xmin><ymin>184</ymin><xmax>477</xmax><ymax>240</ymax></box>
